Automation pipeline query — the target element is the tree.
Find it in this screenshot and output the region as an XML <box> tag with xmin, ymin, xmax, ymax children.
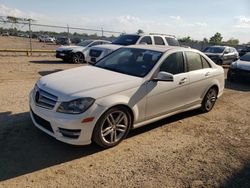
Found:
<box><xmin>226</xmin><ymin>38</ymin><xmax>239</xmax><ymax>46</ymax></box>
<box><xmin>209</xmin><ymin>32</ymin><xmax>223</xmax><ymax>44</ymax></box>
<box><xmin>203</xmin><ymin>38</ymin><xmax>209</xmax><ymax>43</ymax></box>
<box><xmin>179</xmin><ymin>36</ymin><xmax>192</xmax><ymax>43</ymax></box>
<box><xmin>137</xmin><ymin>29</ymin><xmax>144</xmax><ymax>34</ymax></box>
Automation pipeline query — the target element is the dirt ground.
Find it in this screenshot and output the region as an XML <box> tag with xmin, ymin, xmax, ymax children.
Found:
<box><xmin>0</xmin><ymin>55</ymin><xmax>250</xmax><ymax>188</ymax></box>
<box><xmin>0</xmin><ymin>36</ymin><xmax>59</xmax><ymax>51</ymax></box>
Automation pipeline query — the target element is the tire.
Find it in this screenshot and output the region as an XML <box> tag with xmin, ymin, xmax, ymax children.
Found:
<box><xmin>62</xmin><ymin>58</ymin><xmax>68</xmax><ymax>63</ymax></box>
<box><xmin>92</xmin><ymin>106</ymin><xmax>132</xmax><ymax>148</ymax></box>
<box><xmin>201</xmin><ymin>87</ymin><xmax>218</xmax><ymax>112</ymax></box>
<box><xmin>72</xmin><ymin>52</ymin><xmax>85</xmax><ymax>64</ymax></box>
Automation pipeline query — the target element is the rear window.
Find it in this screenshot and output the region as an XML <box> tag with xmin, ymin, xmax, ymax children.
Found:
<box><xmin>112</xmin><ymin>35</ymin><xmax>140</xmax><ymax>46</ymax></box>
<box><xmin>165</xmin><ymin>37</ymin><xmax>180</xmax><ymax>46</ymax></box>
<box><xmin>201</xmin><ymin>56</ymin><xmax>211</xmax><ymax>68</ymax></box>
<box><xmin>240</xmin><ymin>53</ymin><xmax>250</xmax><ymax>61</ymax></box>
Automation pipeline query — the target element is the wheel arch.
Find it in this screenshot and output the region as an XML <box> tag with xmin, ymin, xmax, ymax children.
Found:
<box><xmin>96</xmin><ymin>96</ymin><xmax>139</xmax><ymax>126</ymax></box>
<box><xmin>202</xmin><ymin>83</ymin><xmax>219</xmax><ymax>101</ymax></box>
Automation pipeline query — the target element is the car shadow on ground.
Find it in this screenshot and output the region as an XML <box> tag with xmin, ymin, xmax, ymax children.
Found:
<box><xmin>221</xmin><ymin>162</ymin><xmax>250</xmax><ymax>188</ymax></box>
<box><xmin>38</xmin><ymin>69</ymin><xmax>63</xmax><ymax>76</ymax></box>
<box><xmin>0</xmin><ymin>111</ymin><xmax>102</xmax><ymax>181</ymax></box>
<box><xmin>1</xmin><ymin>110</ymin><xmax>250</xmax><ymax>185</ymax></box>
<box><xmin>29</xmin><ymin>60</ymin><xmax>70</xmax><ymax>64</ymax></box>
<box><xmin>0</xmin><ymin>109</ymin><xmax>204</xmax><ymax>181</ymax></box>
<box><xmin>225</xmin><ymin>79</ymin><xmax>250</xmax><ymax>92</ymax></box>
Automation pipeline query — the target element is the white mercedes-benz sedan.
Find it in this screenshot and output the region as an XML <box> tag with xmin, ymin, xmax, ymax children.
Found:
<box><xmin>30</xmin><ymin>45</ymin><xmax>224</xmax><ymax>148</ymax></box>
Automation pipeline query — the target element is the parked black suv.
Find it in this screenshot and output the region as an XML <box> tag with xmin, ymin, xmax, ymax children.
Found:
<box><xmin>203</xmin><ymin>46</ymin><xmax>239</xmax><ymax>65</ymax></box>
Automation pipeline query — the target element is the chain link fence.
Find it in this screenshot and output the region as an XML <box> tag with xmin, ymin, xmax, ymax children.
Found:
<box><xmin>0</xmin><ymin>18</ymin><xmax>123</xmax><ymax>55</ymax></box>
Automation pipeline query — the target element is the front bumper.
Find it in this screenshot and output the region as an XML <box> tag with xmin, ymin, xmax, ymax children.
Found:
<box><xmin>56</xmin><ymin>51</ymin><xmax>72</xmax><ymax>61</ymax></box>
<box><xmin>228</xmin><ymin>68</ymin><xmax>250</xmax><ymax>80</ymax></box>
<box><xmin>29</xmin><ymin>91</ymin><xmax>105</xmax><ymax>145</ymax></box>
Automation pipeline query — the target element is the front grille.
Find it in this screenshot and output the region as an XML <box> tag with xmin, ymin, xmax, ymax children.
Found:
<box><xmin>34</xmin><ymin>86</ymin><xmax>58</xmax><ymax>110</ymax></box>
<box><xmin>89</xmin><ymin>49</ymin><xmax>102</xmax><ymax>58</ymax></box>
<box><xmin>31</xmin><ymin>109</ymin><xmax>54</xmax><ymax>133</ymax></box>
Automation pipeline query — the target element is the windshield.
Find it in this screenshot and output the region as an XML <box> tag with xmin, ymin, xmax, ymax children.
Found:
<box><xmin>95</xmin><ymin>48</ymin><xmax>162</xmax><ymax>77</ymax></box>
<box><xmin>77</xmin><ymin>40</ymin><xmax>93</xmax><ymax>47</ymax></box>
<box><xmin>204</xmin><ymin>46</ymin><xmax>225</xmax><ymax>54</ymax></box>
<box><xmin>112</xmin><ymin>35</ymin><xmax>140</xmax><ymax>45</ymax></box>
<box><xmin>240</xmin><ymin>53</ymin><xmax>250</xmax><ymax>62</ymax></box>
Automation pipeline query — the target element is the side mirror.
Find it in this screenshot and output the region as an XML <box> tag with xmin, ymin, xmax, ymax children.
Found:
<box><xmin>153</xmin><ymin>71</ymin><xmax>174</xmax><ymax>82</ymax></box>
<box><xmin>224</xmin><ymin>51</ymin><xmax>229</xmax><ymax>55</ymax></box>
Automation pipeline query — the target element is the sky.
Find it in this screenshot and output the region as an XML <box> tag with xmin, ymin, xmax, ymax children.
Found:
<box><xmin>0</xmin><ymin>0</ymin><xmax>250</xmax><ymax>43</ymax></box>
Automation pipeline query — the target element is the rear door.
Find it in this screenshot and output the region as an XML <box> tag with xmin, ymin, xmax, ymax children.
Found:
<box><xmin>185</xmin><ymin>51</ymin><xmax>214</xmax><ymax>105</ymax></box>
<box><xmin>222</xmin><ymin>47</ymin><xmax>231</xmax><ymax>64</ymax></box>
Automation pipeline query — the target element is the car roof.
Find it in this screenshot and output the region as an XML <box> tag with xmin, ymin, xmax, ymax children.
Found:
<box><xmin>124</xmin><ymin>45</ymin><xmax>190</xmax><ymax>53</ymax></box>
<box><xmin>210</xmin><ymin>45</ymin><xmax>235</xmax><ymax>48</ymax></box>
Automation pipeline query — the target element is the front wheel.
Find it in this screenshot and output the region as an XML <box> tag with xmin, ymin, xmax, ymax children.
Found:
<box><xmin>201</xmin><ymin>87</ymin><xmax>218</xmax><ymax>112</ymax></box>
<box><xmin>92</xmin><ymin>107</ymin><xmax>132</xmax><ymax>148</ymax></box>
<box><xmin>72</xmin><ymin>52</ymin><xmax>85</xmax><ymax>64</ymax></box>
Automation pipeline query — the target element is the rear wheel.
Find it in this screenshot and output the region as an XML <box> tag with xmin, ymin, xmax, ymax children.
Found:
<box><xmin>92</xmin><ymin>106</ymin><xmax>132</xmax><ymax>148</ymax></box>
<box><xmin>201</xmin><ymin>87</ymin><xmax>218</xmax><ymax>112</ymax></box>
<box><xmin>72</xmin><ymin>52</ymin><xmax>85</xmax><ymax>64</ymax></box>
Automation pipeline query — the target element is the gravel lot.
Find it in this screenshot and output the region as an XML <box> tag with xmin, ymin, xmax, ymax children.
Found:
<box><xmin>0</xmin><ymin>55</ymin><xmax>250</xmax><ymax>188</ymax></box>
<box><xmin>0</xmin><ymin>36</ymin><xmax>59</xmax><ymax>51</ymax></box>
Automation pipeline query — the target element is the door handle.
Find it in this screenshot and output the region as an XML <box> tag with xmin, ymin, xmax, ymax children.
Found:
<box><xmin>179</xmin><ymin>77</ymin><xmax>187</xmax><ymax>85</ymax></box>
<box><xmin>205</xmin><ymin>72</ymin><xmax>210</xmax><ymax>77</ymax></box>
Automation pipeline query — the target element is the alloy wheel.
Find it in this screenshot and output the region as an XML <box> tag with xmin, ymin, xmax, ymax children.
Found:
<box><xmin>100</xmin><ymin>111</ymin><xmax>129</xmax><ymax>145</ymax></box>
<box><xmin>205</xmin><ymin>89</ymin><xmax>217</xmax><ymax>111</ymax></box>
<box><xmin>73</xmin><ymin>53</ymin><xmax>84</xmax><ymax>64</ymax></box>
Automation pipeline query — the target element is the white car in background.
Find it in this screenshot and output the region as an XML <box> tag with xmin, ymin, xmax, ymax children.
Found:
<box><xmin>30</xmin><ymin>45</ymin><xmax>224</xmax><ymax>148</ymax></box>
<box><xmin>56</xmin><ymin>40</ymin><xmax>111</xmax><ymax>63</ymax></box>
<box><xmin>86</xmin><ymin>33</ymin><xmax>181</xmax><ymax>64</ymax></box>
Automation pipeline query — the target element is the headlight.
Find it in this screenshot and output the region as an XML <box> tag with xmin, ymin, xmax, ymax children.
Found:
<box><xmin>57</xmin><ymin>98</ymin><xmax>95</xmax><ymax>114</ymax></box>
<box><xmin>230</xmin><ymin>61</ymin><xmax>237</xmax><ymax>69</ymax></box>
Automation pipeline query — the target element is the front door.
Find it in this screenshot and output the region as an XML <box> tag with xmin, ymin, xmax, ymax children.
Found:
<box><xmin>145</xmin><ymin>51</ymin><xmax>190</xmax><ymax>119</ymax></box>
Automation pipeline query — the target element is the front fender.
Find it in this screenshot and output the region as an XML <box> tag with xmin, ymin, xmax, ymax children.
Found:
<box><xmin>95</xmin><ymin>94</ymin><xmax>140</xmax><ymax>123</ymax></box>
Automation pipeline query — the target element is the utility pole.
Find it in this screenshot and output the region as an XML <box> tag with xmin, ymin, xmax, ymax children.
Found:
<box><xmin>101</xmin><ymin>27</ymin><xmax>104</xmax><ymax>38</ymax></box>
<box><xmin>28</xmin><ymin>19</ymin><xmax>32</xmax><ymax>56</ymax></box>
<box><xmin>67</xmin><ymin>24</ymin><xmax>70</xmax><ymax>44</ymax></box>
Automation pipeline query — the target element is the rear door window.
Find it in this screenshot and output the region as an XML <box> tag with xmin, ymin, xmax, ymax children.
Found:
<box><xmin>185</xmin><ymin>51</ymin><xmax>203</xmax><ymax>71</ymax></box>
<box><xmin>154</xmin><ymin>36</ymin><xmax>165</xmax><ymax>45</ymax></box>
<box><xmin>139</xmin><ymin>36</ymin><xmax>152</xmax><ymax>44</ymax></box>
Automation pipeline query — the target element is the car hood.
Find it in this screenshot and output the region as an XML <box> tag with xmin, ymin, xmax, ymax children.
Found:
<box><xmin>37</xmin><ymin>66</ymin><xmax>143</xmax><ymax>101</ymax></box>
<box><xmin>237</xmin><ymin>60</ymin><xmax>250</xmax><ymax>71</ymax></box>
<box><xmin>204</xmin><ymin>52</ymin><xmax>223</xmax><ymax>57</ymax></box>
<box><xmin>56</xmin><ymin>45</ymin><xmax>85</xmax><ymax>52</ymax></box>
<box><xmin>90</xmin><ymin>44</ymin><xmax>122</xmax><ymax>51</ymax></box>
